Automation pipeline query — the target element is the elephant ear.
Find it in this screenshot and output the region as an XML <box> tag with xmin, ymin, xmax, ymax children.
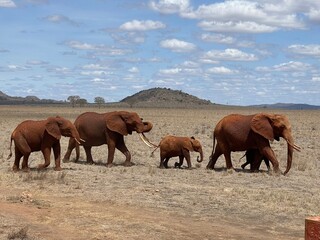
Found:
<box><xmin>45</xmin><ymin>117</ymin><xmax>61</xmax><ymax>140</ymax></box>
<box><xmin>106</xmin><ymin>113</ymin><xmax>128</xmax><ymax>136</ymax></box>
<box><xmin>184</xmin><ymin>137</ymin><xmax>194</xmax><ymax>151</ymax></box>
<box><xmin>251</xmin><ymin>113</ymin><xmax>274</xmax><ymax>141</ymax></box>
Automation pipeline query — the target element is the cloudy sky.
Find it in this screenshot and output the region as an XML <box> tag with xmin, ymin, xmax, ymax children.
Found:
<box><xmin>1</xmin><ymin>0</ymin><xmax>320</xmax><ymax>105</ymax></box>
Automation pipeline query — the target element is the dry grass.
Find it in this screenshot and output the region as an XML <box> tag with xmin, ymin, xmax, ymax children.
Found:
<box><xmin>0</xmin><ymin>105</ymin><xmax>319</xmax><ymax>240</ymax></box>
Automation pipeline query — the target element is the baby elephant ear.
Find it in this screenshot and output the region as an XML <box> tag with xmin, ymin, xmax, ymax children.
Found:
<box><xmin>45</xmin><ymin>117</ymin><xmax>61</xmax><ymax>140</ymax></box>
<box><xmin>251</xmin><ymin>113</ymin><xmax>274</xmax><ymax>141</ymax></box>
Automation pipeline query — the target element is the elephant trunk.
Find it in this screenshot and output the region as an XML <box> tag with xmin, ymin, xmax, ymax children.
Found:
<box><xmin>71</xmin><ymin>128</ymin><xmax>83</xmax><ymax>145</ymax></box>
<box><xmin>197</xmin><ymin>149</ymin><xmax>204</xmax><ymax>163</ymax></box>
<box><xmin>283</xmin><ymin>134</ymin><xmax>301</xmax><ymax>175</ymax></box>
<box><xmin>142</xmin><ymin>121</ymin><xmax>153</xmax><ymax>133</ymax></box>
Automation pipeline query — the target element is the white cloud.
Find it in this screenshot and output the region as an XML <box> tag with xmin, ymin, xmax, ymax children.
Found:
<box><xmin>199</xmin><ymin>20</ymin><xmax>277</xmax><ymax>33</ymax></box>
<box><xmin>160</xmin><ymin>38</ymin><xmax>196</xmax><ymax>52</ymax></box>
<box><xmin>43</xmin><ymin>14</ymin><xmax>79</xmax><ymax>26</ymax></box>
<box><xmin>257</xmin><ymin>61</ymin><xmax>312</xmax><ymax>72</ymax></box>
<box><xmin>65</xmin><ymin>41</ymin><xmax>131</xmax><ymax>56</ymax></box>
<box><xmin>312</xmin><ymin>76</ymin><xmax>320</xmax><ymax>82</ymax></box>
<box><xmin>307</xmin><ymin>8</ymin><xmax>320</xmax><ymax>22</ymax></box>
<box><xmin>204</xmin><ymin>48</ymin><xmax>258</xmax><ymax>61</ymax></box>
<box><xmin>149</xmin><ymin>0</ymin><xmax>190</xmax><ymax>14</ymax></box>
<box><xmin>207</xmin><ymin>66</ymin><xmax>238</xmax><ymax>74</ymax></box>
<box><xmin>0</xmin><ymin>0</ymin><xmax>16</xmax><ymax>7</ymax></box>
<box><xmin>120</xmin><ymin>20</ymin><xmax>166</xmax><ymax>31</ymax></box>
<box><xmin>152</xmin><ymin>0</ymin><xmax>307</xmax><ymax>33</ymax></box>
<box><xmin>66</xmin><ymin>41</ymin><xmax>96</xmax><ymax>50</ymax></box>
<box><xmin>288</xmin><ymin>44</ymin><xmax>320</xmax><ymax>58</ymax></box>
<box><xmin>201</xmin><ymin>33</ymin><xmax>235</xmax><ymax>44</ymax></box>
<box><xmin>128</xmin><ymin>67</ymin><xmax>139</xmax><ymax>73</ymax></box>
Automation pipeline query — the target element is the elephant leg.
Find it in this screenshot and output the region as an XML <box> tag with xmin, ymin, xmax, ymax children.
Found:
<box><xmin>13</xmin><ymin>149</ymin><xmax>23</xmax><ymax>172</ymax></box>
<box><xmin>106</xmin><ymin>141</ymin><xmax>116</xmax><ymax>168</ymax></box>
<box><xmin>263</xmin><ymin>157</ymin><xmax>271</xmax><ymax>171</ymax></box>
<box><xmin>175</xmin><ymin>155</ymin><xmax>184</xmax><ymax>168</ymax></box>
<box><xmin>206</xmin><ymin>144</ymin><xmax>223</xmax><ymax>169</ymax></box>
<box><xmin>160</xmin><ymin>155</ymin><xmax>168</xmax><ymax>168</ymax></box>
<box><xmin>182</xmin><ymin>149</ymin><xmax>192</xmax><ymax>169</ymax></box>
<box><xmin>260</xmin><ymin>147</ymin><xmax>280</xmax><ymax>174</ymax></box>
<box><xmin>21</xmin><ymin>154</ymin><xmax>31</xmax><ymax>172</ymax></box>
<box><xmin>53</xmin><ymin>143</ymin><xmax>62</xmax><ymax>171</ymax></box>
<box><xmin>39</xmin><ymin>148</ymin><xmax>51</xmax><ymax>169</ymax></box>
<box><xmin>63</xmin><ymin>137</ymin><xmax>76</xmax><ymax>162</ymax></box>
<box><xmin>163</xmin><ymin>157</ymin><xmax>170</xmax><ymax>168</ymax></box>
<box><xmin>116</xmin><ymin>138</ymin><xmax>132</xmax><ymax>167</ymax></box>
<box><xmin>224</xmin><ymin>151</ymin><xmax>233</xmax><ymax>169</ymax></box>
<box><xmin>84</xmin><ymin>146</ymin><xmax>94</xmax><ymax>164</ymax></box>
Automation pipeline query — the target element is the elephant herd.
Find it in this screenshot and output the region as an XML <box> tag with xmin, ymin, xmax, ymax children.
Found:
<box><xmin>7</xmin><ymin>110</ymin><xmax>301</xmax><ymax>175</ymax></box>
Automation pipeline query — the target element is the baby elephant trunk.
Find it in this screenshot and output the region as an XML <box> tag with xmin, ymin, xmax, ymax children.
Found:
<box><xmin>196</xmin><ymin>149</ymin><xmax>204</xmax><ymax>163</ymax></box>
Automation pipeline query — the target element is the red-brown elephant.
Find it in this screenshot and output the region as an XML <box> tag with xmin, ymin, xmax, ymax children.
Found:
<box><xmin>152</xmin><ymin>135</ymin><xmax>204</xmax><ymax>169</ymax></box>
<box><xmin>62</xmin><ymin>111</ymin><xmax>153</xmax><ymax>167</ymax></box>
<box><xmin>207</xmin><ymin>113</ymin><xmax>301</xmax><ymax>175</ymax></box>
<box><xmin>8</xmin><ymin>116</ymin><xmax>82</xmax><ymax>172</ymax></box>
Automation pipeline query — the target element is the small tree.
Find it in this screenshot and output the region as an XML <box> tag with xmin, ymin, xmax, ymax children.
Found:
<box><xmin>77</xmin><ymin>98</ymin><xmax>87</xmax><ymax>107</ymax></box>
<box><xmin>67</xmin><ymin>95</ymin><xmax>80</xmax><ymax>108</ymax></box>
<box><xmin>94</xmin><ymin>97</ymin><xmax>105</xmax><ymax>108</ymax></box>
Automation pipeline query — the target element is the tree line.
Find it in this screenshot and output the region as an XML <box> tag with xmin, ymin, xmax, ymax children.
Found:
<box><xmin>67</xmin><ymin>96</ymin><xmax>105</xmax><ymax>108</ymax></box>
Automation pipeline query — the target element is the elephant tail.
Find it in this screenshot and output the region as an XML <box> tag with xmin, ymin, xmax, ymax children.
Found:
<box><xmin>150</xmin><ymin>144</ymin><xmax>160</xmax><ymax>157</ymax></box>
<box><xmin>7</xmin><ymin>136</ymin><xmax>13</xmax><ymax>160</ymax></box>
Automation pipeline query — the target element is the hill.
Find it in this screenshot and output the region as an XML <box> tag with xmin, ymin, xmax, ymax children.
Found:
<box><xmin>250</xmin><ymin>103</ymin><xmax>320</xmax><ymax>110</ymax></box>
<box><xmin>0</xmin><ymin>91</ymin><xmax>63</xmax><ymax>105</ymax></box>
<box><xmin>120</xmin><ymin>88</ymin><xmax>214</xmax><ymax>108</ymax></box>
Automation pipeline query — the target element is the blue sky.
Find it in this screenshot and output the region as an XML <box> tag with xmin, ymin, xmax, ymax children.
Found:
<box><xmin>1</xmin><ymin>0</ymin><xmax>320</xmax><ymax>105</ymax></box>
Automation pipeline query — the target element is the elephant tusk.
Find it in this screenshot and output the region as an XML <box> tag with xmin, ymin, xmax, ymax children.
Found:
<box><xmin>288</xmin><ymin>141</ymin><xmax>301</xmax><ymax>152</ymax></box>
<box><xmin>80</xmin><ymin>138</ymin><xmax>86</xmax><ymax>142</ymax></box>
<box><xmin>75</xmin><ymin>138</ymin><xmax>81</xmax><ymax>145</ymax></box>
<box><xmin>138</xmin><ymin>133</ymin><xmax>157</xmax><ymax>148</ymax></box>
<box><xmin>293</xmin><ymin>144</ymin><xmax>301</xmax><ymax>152</ymax></box>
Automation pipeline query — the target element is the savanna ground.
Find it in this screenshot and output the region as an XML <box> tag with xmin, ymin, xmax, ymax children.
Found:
<box><xmin>0</xmin><ymin>105</ymin><xmax>319</xmax><ymax>240</ymax></box>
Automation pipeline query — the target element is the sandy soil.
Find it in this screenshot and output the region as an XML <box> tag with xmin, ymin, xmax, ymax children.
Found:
<box><xmin>0</xmin><ymin>106</ymin><xmax>319</xmax><ymax>240</ymax></box>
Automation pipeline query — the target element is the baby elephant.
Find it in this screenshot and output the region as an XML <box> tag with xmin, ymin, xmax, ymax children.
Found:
<box><xmin>8</xmin><ymin>116</ymin><xmax>82</xmax><ymax>172</ymax></box>
<box><xmin>241</xmin><ymin>149</ymin><xmax>271</xmax><ymax>172</ymax></box>
<box><xmin>152</xmin><ymin>135</ymin><xmax>204</xmax><ymax>169</ymax></box>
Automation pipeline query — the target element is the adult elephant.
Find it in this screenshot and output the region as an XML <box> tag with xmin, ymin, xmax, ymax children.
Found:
<box><xmin>8</xmin><ymin>116</ymin><xmax>82</xmax><ymax>172</ymax></box>
<box><xmin>151</xmin><ymin>135</ymin><xmax>204</xmax><ymax>169</ymax></box>
<box><xmin>206</xmin><ymin>113</ymin><xmax>301</xmax><ymax>175</ymax></box>
<box><xmin>63</xmin><ymin>111</ymin><xmax>154</xmax><ymax>167</ymax></box>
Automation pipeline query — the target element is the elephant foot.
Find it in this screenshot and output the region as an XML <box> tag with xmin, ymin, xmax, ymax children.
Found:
<box><xmin>54</xmin><ymin>166</ymin><xmax>62</xmax><ymax>171</ymax></box>
<box><xmin>123</xmin><ymin>161</ymin><xmax>134</xmax><ymax>167</ymax></box>
<box><xmin>174</xmin><ymin>162</ymin><xmax>182</xmax><ymax>168</ymax></box>
<box><xmin>86</xmin><ymin>160</ymin><xmax>94</xmax><ymax>165</ymax></box>
<box><xmin>38</xmin><ymin>164</ymin><xmax>49</xmax><ymax>169</ymax></box>
<box><xmin>12</xmin><ymin>166</ymin><xmax>20</xmax><ymax>172</ymax></box>
<box><xmin>22</xmin><ymin>167</ymin><xmax>30</xmax><ymax>172</ymax></box>
<box><xmin>106</xmin><ymin>163</ymin><xmax>113</xmax><ymax>168</ymax></box>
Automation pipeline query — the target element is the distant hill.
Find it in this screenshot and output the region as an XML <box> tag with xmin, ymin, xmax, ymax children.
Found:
<box><xmin>0</xmin><ymin>91</ymin><xmax>63</xmax><ymax>105</ymax></box>
<box><xmin>120</xmin><ymin>88</ymin><xmax>214</xmax><ymax>108</ymax></box>
<box><xmin>250</xmin><ymin>103</ymin><xmax>320</xmax><ymax>110</ymax></box>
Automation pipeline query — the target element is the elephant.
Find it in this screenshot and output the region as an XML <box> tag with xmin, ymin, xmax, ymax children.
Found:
<box><xmin>62</xmin><ymin>111</ymin><xmax>154</xmax><ymax>167</ymax></box>
<box><xmin>151</xmin><ymin>135</ymin><xmax>204</xmax><ymax>169</ymax></box>
<box><xmin>206</xmin><ymin>113</ymin><xmax>301</xmax><ymax>175</ymax></box>
<box><xmin>240</xmin><ymin>149</ymin><xmax>271</xmax><ymax>172</ymax></box>
<box><xmin>7</xmin><ymin>116</ymin><xmax>82</xmax><ymax>172</ymax></box>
